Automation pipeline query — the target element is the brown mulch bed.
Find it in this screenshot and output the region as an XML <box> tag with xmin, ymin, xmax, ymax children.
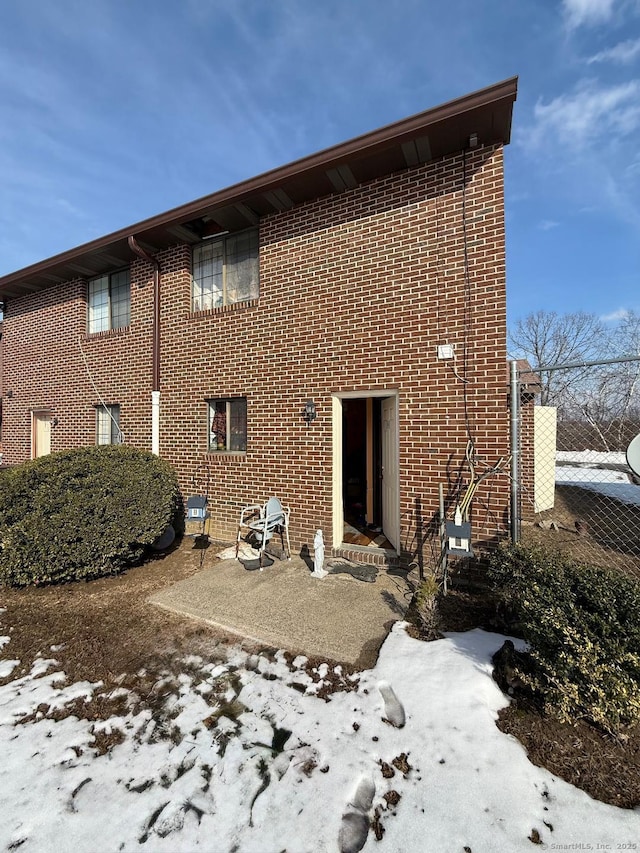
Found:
<box><xmin>497</xmin><ymin>704</ymin><xmax>640</xmax><ymax>809</ymax></box>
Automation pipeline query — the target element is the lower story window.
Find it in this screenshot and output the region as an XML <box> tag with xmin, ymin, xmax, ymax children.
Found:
<box><xmin>96</xmin><ymin>404</ymin><xmax>122</xmax><ymax>445</ymax></box>
<box><xmin>208</xmin><ymin>398</ymin><xmax>247</xmax><ymax>452</ymax></box>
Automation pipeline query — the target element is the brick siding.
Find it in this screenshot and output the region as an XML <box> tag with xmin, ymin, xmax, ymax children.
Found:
<box><xmin>2</xmin><ymin>143</ymin><xmax>510</xmax><ymax>568</ymax></box>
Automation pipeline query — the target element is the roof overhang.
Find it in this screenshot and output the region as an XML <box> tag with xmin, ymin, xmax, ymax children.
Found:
<box><xmin>0</xmin><ymin>76</ymin><xmax>517</xmax><ymax>299</ymax></box>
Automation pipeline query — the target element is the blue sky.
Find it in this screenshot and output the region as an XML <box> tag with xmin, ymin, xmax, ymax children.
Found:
<box><xmin>0</xmin><ymin>0</ymin><xmax>638</xmax><ymax>328</ymax></box>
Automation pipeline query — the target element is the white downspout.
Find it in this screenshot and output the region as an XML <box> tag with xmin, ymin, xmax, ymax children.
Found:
<box><xmin>127</xmin><ymin>235</ymin><xmax>161</xmax><ymax>457</ymax></box>
<box><xmin>152</xmin><ymin>390</ymin><xmax>160</xmax><ymax>456</ymax></box>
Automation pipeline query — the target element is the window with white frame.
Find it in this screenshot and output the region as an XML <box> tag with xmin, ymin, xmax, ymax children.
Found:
<box><xmin>96</xmin><ymin>404</ymin><xmax>122</xmax><ymax>445</ymax></box>
<box><xmin>208</xmin><ymin>398</ymin><xmax>247</xmax><ymax>452</ymax></box>
<box><xmin>88</xmin><ymin>270</ymin><xmax>130</xmax><ymax>333</ymax></box>
<box><xmin>192</xmin><ymin>229</ymin><xmax>259</xmax><ymax>311</ymax></box>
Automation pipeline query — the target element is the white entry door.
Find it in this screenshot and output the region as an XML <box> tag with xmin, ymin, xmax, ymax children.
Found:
<box><xmin>381</xmin><ymin>396</ymin><xmax>399</xmax><ymax>548</ymax></box>
<box><xmin>32</xmin><ymin>411</ymin><xmax>52</xmax><ymax>458</ymax></box>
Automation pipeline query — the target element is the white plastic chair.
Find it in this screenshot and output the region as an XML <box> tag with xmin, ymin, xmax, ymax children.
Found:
<box><xmin>236</xmin><ymin>497</ymin><xmax>291</xmax><ymax>569</ymax></box>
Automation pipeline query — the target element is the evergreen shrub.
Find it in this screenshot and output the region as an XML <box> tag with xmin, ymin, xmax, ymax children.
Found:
<box><xmin>0</xmin><ymin>446</ymin><xmax>180</xmax><ymax>586</ymax></box>
<box><xmin>488</xmin><ymin>543</ymin><xmax>640</xmax><ymax>734</ymax></box>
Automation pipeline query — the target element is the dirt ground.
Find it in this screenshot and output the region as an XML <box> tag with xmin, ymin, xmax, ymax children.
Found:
<box><xmin>0</xmin><ymin>539</ymin><xmax>306</xmax><ymax>693</ymax></box>
<box><xmin>1</xmin><ymin>537</ymin><xmax>639</xmax><ymax>809</ymax></box>
<box><xmin>0</xmin><ymin>538</ymin><xmax>364</xmax><ymax>718</ymax></box>
<box><xmin>523</xmin><ymin>484</ymin><xmax>640</xmax><ymax>578</ymax></box>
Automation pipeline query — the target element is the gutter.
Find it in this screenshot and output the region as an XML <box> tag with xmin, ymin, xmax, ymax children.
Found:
<box><xmin>127</xmin><ymin>236</ymin><xmax>161</xmax><ymax>455</ymax></box>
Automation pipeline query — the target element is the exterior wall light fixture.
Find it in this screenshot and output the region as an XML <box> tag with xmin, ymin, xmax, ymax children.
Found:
<box><xmin>303</xmin><ymin>399</ymin><xmax>317</xmax><ymax>425</ymax></box>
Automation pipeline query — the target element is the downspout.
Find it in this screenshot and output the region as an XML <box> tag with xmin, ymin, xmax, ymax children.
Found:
<box><xmin>128</xmin><ymin>236</ymin><xmax>161</xmax><ymax>455</ymax></box>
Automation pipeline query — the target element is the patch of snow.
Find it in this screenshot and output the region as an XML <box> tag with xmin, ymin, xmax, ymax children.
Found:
<box><xmin>315</xmin><ymin>663</ymin><xmax>329</xmax><ymax>679</ymax></box>
<box><xmin>30</xmin><ymin>657</ymin><xmax>60</xmax><ymax>678</ymax></box>
<box><xmin>0</xmin><ymin>636</ymin><xmax>10</xmax><ymax>649</ymax></box>
<box><xmin>556</xmin><ymin>466</ymin><xmax>640</xmax><ymax>505</ymax></box>
<box><xmin>0</xmin><ymin>625</ymin><xmax>639</xmax><ymax>851</ymax></box>
<box><xmin>378</xmin><ymin>681</ymin><xmax>405</xmax><ymax>728</ymax></box>
<box><xmin>99</xmin><ymin>687</ymin><xmax>130</xmax><ymax>702</ymax></box>
<box><xmin>557</xmin><ymin>450</ymin><xmax>627</xmax><ymax>465</ymax></box>
<box><xmin>339</xmin><ymin>776</ymin><xmax>375</xmax><ymax>853</ymax></box>
<box><xmin>0</xmin><ymin>660</ymin><xmax>20</xmax><ymax>679</ymax></box>
<box><xmin>203</xmin><ymin>663</ymin><xmax>230</xmax><ymax>679</ymax></box>
<box><xmin>556</xmin><ymin>465</ymin><xmax>629</xmax><ymax>484</ymax></box>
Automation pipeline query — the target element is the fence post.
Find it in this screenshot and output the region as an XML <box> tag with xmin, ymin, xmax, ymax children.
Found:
<box><xmin>510</xmin><ymin>360</ymin><xmax>520</xmax><ymax>543</ymax></box>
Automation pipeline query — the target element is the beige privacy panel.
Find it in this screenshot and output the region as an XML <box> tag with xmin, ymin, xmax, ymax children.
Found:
<box><xmin>534</xmin><ymin>406</ymin><xmax>557</xmax><ymax>513</ymax></box>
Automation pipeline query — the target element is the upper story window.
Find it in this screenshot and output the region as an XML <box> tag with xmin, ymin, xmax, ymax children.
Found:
<box><xmin>88</xmin><ymin>270</ymin><xmax>130</xmax><ymax>333</ymax></box>
<box><xmin>192</xmin><ymin>229</ymin><xmax>259</xmax><ymax>312</ymax></box>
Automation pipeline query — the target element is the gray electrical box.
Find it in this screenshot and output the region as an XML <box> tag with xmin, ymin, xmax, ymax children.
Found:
<box><xmin>445</xmin><ymin>519</ymin><xmax>474</xmax><ymax>557</ymax></box>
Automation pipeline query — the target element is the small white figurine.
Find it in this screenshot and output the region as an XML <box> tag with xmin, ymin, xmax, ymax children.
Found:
<box><xmin>312</xmin><ymin>529</ymin><xmax>328</xmax><ymax>578</ymax></box>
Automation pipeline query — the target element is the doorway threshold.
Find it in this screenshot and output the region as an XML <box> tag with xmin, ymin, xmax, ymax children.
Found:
<box><xmin>331</xmin><ymin>543</ymin><xmax>400</xmax><ymax>570</ymax></box>
<box><xmin>343</xmin><ymin>518</ymin><xmax>393</xmax><ymax>550</ymax></box>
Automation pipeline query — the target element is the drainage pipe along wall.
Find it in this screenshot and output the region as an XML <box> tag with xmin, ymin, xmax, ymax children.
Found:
<box><xmin>128</xmin><ymin>236</ymin><xmax>161</xmax><ymax>455</ymax></box>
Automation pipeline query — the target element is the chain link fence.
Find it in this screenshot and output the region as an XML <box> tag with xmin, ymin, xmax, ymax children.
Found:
<box><xmin>511</xmin><ymin>357</ymin><xmax>640</xmax><ymax>576</ymax></box>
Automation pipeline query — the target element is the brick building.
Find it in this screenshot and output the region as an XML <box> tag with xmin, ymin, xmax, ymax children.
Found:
<box><xmin>0</xmin><ymin>78</ymin><xmax>517</xmax><ymax>569</ymax></box>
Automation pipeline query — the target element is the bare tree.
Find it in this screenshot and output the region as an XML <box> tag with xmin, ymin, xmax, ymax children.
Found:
<box><xmin>510</xmin><ymin>309</ymin><xmax>640</xmax><ymax>451</ymax></box>
<box><xmin>509</xmin><ymin>310</ymin><xmax>606</xmax><ymax>406</ymax></box>
<box><xmin>605</xmin><ymin>310</ymin><xmax>640</xmax><ymax>446</ymax></box>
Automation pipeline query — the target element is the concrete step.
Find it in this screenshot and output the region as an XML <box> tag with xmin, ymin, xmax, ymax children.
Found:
<box><xmin>330</xmin><ymin>544</ymin><xmax>400</xmax><ymax>570</ymax></box>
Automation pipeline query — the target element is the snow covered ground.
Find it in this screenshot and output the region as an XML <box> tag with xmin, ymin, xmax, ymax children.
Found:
<box><xmin>1</xmin><ymin>623</ymin><xmax>639</xmax><ymax>852</ymax></box>
<box><xmin>555</xmin><ymin>451</ymin><xmax>640</xmax><ymax>506</ymax></box>
<box><xmin>555</xmin><ymin>464</ymin><xmax>640</xmax><ymax>505</ymax></box>
<box><xmin>556</xmin><ymin>451</ymin><xmax>628</xmax><ymax>466</ymax></box>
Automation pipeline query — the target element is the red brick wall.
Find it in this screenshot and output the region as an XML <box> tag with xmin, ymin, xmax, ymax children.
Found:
<box><xmin>2</xmin><ymin>268</ymin><xmax>154</xmax><ymax>459</ymax></box>
<box><xmin>2</xmin><ymin>143</ymin><xmax>510</xmax><ymax>567</ymax></box>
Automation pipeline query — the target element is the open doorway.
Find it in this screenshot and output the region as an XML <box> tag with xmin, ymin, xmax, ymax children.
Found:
<box><xmin>333</xmin><ymin>393</ymin><xmax>399</xmax><ymax>551</ymax></box>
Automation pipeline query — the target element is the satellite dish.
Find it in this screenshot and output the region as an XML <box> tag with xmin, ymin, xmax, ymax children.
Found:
<box><xmin>627</xmin><ymin>433</ymin><xmax>640</xmax><ymax>478</ymax></box>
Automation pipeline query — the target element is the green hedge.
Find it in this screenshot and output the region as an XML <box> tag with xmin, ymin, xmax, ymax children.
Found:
<box><xmin>0</xmin><ymin>446</ymin><xmax>180</xmax><ymax>586</ymax></box>
<box><xmin>488</xmin><ymin>544</ymin><xmax>640</xmax><ymax>734</ymax></box>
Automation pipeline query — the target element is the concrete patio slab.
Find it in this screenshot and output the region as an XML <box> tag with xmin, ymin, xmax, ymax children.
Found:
<box><xmin>149</xmin><ymin>549</ymin><xmax>413</xmax><ymax>667</ymax></box>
